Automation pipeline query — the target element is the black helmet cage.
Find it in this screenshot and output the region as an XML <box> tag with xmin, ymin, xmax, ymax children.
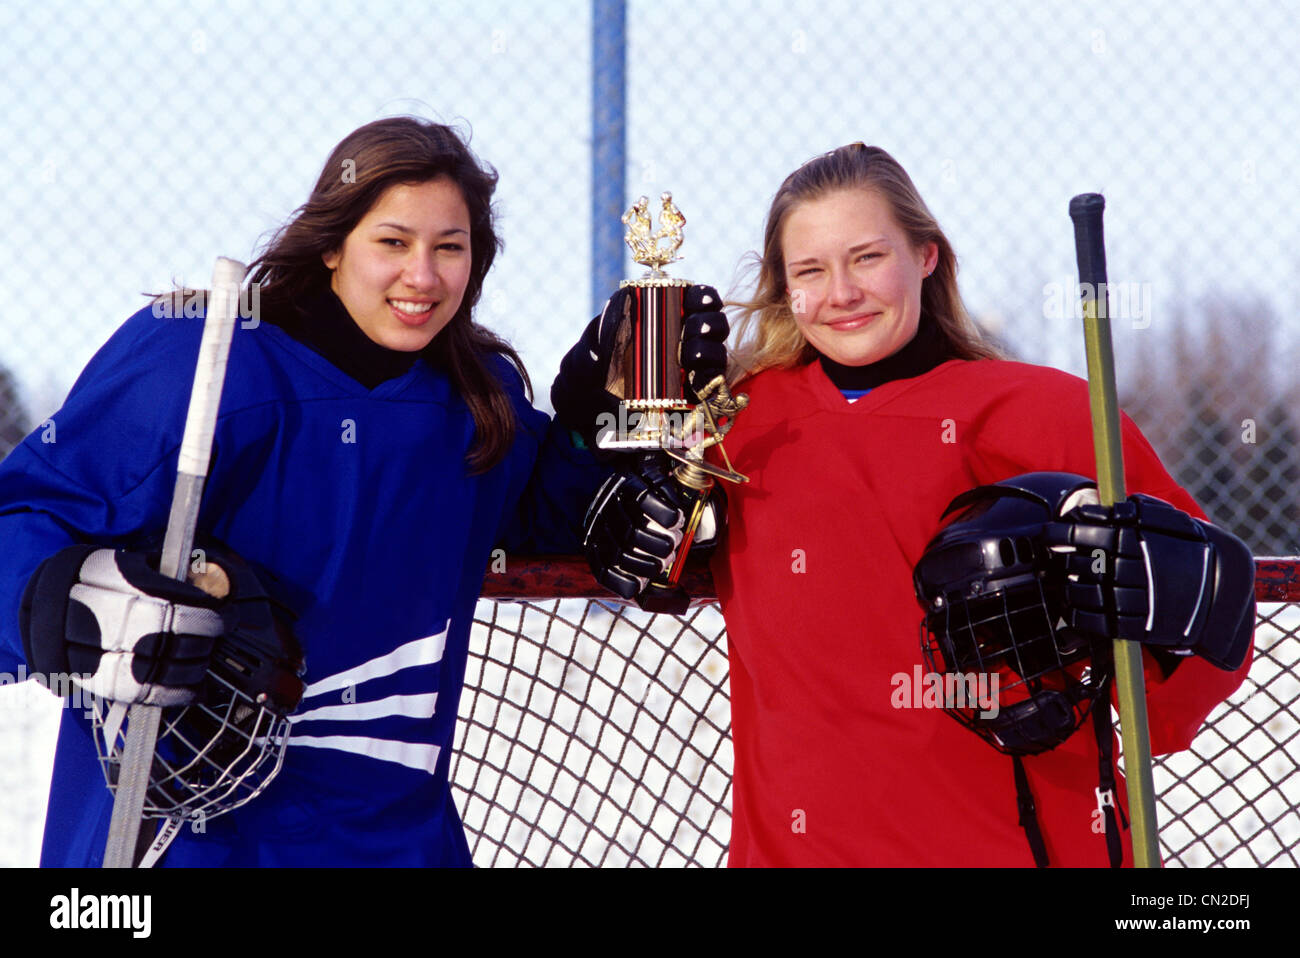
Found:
<box><xmin>915</xmin><ymin>473</ymin><xmax>1112</xmax><ymax>756</ymax></box>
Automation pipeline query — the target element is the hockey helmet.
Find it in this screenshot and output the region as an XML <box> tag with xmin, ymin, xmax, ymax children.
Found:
<box><xmin>92</xmin><ymin>562</ymin><xmax>305</xmax><ymax>824</ymax></box>
<box><xmin>912</xmin><ymin>472</ymin><xmax>1110</xmax><ymax>755</ymax></box>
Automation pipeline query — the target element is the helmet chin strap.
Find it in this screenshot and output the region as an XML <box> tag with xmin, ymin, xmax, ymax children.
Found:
<box><xmin>138</xmin><ymin>816</ymin><xmax>183</xmax><ymax>869</ymax></box>
<box><xmin>1012</xmin><ymin>755</ymin><xmax>1049</xmax><ymax>866</ymax></box>
<box><xmin>1011</xmin><ymin>631</ymin><xmax>1127</xmax><ymax>868</ymax></box>
<box><xmin>1088</xmin><ymin>632</ymin><xmax>1128</xmax><ymax>868</ymax></box>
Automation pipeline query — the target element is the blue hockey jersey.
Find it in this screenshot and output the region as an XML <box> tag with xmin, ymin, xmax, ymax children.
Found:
<box><xmin>0</xmin><ymin>304</ymin><xmax>605</xmax><ymax>866</ymax></box>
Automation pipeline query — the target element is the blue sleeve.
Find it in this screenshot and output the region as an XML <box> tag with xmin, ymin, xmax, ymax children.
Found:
<box><xmin>0</xmin><ymin>307</ymin><xmax>199</xmax><ymax>672</ymax></box>
<box><xmin>490</xmin><ymin>357</ymin><xmax>612</xmax><ymax>555</ymax></box>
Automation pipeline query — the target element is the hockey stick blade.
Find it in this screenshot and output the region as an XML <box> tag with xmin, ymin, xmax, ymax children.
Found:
<box><xmin>101</xmin><ymin>256</ymin><xmax>247</xmax><ymax>868</ymax></box>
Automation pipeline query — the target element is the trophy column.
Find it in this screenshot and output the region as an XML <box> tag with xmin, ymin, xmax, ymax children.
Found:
<box><xmin>616</xmin><ymin>278</ymin><xmax>691</xmax><ymax>448</ymax></box>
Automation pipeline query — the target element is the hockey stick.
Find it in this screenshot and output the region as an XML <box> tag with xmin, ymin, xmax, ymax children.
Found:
<box><xmin>102</xmin><ymin>257</ymin><xmax>248</xmax><ymax>868</ymax></box>
<box><xmin>1068</xmin><ymin>194</ymin><xmax>1160</xmax><ymax>868</ymax></box>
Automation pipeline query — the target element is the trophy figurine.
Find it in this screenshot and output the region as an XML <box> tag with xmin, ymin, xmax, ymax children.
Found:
<box><xmin>605</xmin><ymin>192</ymin><xmax>749</xmax><ymax>612</ymax></box>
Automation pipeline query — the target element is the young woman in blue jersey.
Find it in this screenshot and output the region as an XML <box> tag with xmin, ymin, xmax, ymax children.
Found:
<box><xmin>583</xmin><ymin>143</ymin><xmax>1256</xmax><ymax>867</ymax></box>
<box><xmin>0</xmin><ymin>116</ymin><xmax>725</xmax><ymax>866</ymax></box>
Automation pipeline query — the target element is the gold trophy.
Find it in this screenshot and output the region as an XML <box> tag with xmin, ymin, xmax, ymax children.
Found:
<box><xmin>604</xmin><ymin>192</ymin><xmax>749</xmax><ymax>612</ymax></box>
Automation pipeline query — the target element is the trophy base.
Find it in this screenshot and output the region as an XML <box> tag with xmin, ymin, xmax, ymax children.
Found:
<box><xmin>596</xmin><ymin>401</ymin><xmax>693</xmax><ymax>451</ymax></box>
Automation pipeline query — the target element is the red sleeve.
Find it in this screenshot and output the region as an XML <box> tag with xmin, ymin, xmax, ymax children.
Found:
<box><xmin>968</xmin><ymin>363</ymin><xmax>1254</xmax><ymax>755</ymax></box>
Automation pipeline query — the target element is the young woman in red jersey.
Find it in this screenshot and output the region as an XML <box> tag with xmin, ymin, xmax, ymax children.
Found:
<box><xmin>583</xmin><ymin>143</ymin><xmax>1255</xmax><ymax>866</ymax></box>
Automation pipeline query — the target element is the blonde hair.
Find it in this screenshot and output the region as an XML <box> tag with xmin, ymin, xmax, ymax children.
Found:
<box><xmin>729</xmin><ymin>143</ymin><xmax>1002</xmax><ymax>381</ymax></box>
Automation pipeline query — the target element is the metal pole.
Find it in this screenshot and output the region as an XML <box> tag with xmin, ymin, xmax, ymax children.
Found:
<box><xmin>591</xmin><ymin>0</ymin><xmax>627</xmax><ymax>314</ymax></box>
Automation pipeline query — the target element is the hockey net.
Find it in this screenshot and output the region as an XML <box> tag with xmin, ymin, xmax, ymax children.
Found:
<box><xmin>457</xmin><ymin>559</ymin><xmax>730</xmax><ymax>867</ymax></box>
<box><xmin>1</xmin><ymin>559</ymin><xmax>1296</xmax><ymax>867</ymax></box>
<box><xmin>457</xmin><ymin>556</ymin><xmax>1300</xmax><ymax>867</ymax></box>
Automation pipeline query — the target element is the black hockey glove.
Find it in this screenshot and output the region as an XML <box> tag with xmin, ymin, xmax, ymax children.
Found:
<box><xmin>582</xmin><ymin>451</ymin><xmax>725</xmax><ymax>606</ymax></box>
<box><xmin>551</xmin><ymin>284</ymin><xmax>730</xmax><ymax>451</ymax></box>
<box><xmin>1044</xmin><ymin>495</ymin><xmax>1255</xmax><ymax>671</ymax></box>
<box><xmin>679</xmin><ymin>284</ymin><xmax>730</xmax><ymax>403</ymax></box>
<box><xmin>20</xmin><ymin>545</ymin><xmax>298</xmax><ymax>709</ymax></box>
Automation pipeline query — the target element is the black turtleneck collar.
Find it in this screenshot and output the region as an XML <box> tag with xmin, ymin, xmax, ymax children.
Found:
<box><xmin>816</xmin><ymin>312</ymin><xmax>949</xmax><ymax>392</ymax></box>
<box><xmin>265</xmin><ymin>286</ymin><xmax>420</xmax><ymax>389</ymax></box>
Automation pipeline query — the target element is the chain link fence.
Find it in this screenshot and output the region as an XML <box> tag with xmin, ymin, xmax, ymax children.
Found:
<box><xmin>1</xmin><ymin>1</ymin><xmax>1296</xmax><ymax>864</ymax></box>
<box><xmin>3</xmin><ymin>1</ymin><xmax>1299</xmax><ymax>553</ymax></box>
<box><xmin>0</xmin><ymin>0</ymin><xmax>593</xmax><ymax>456</ymax></box>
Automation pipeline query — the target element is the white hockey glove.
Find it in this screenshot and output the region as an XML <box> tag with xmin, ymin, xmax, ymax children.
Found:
<box><xmin>20</xmin><ymin>546</ymin><xmax>236</xmax><ymax>707</ymax></box>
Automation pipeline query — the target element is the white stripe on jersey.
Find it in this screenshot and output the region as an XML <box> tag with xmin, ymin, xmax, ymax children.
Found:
<box><xmin>288</xmin><ymin>735</ymin><xmax>442</xmax><ymax>775</ymax></box>
<box><xmin>288</xmin><ymin>692</ymin><xmax>438</xmax><ymax>724</ymax></box>
<box><xmin>301</xmin><ymin>626</ymin><xmax>448</xmax><ymax>698</ymax></box>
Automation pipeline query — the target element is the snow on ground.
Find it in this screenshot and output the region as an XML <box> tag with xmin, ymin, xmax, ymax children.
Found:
<box><xmin>0</xmin><ymin>682</ymin><xmax>60</xmax><ymax>867</ymax></box>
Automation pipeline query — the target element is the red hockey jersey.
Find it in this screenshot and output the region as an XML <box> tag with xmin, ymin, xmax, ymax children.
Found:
<box><xmin>711</xmin><ymin>358</ymin><xmax>1252</xmax><ymax>867</ymax></box>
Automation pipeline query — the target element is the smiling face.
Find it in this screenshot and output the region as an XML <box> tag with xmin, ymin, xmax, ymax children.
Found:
<box><xmin>781</xmin><ymin>187</ymin><xmax>938</xmax><ymax>367</ymax></box>
<box><xmin>322</xmin><ymin>177</ymin><xmax>472</xmax><ymax>352</ymax></box>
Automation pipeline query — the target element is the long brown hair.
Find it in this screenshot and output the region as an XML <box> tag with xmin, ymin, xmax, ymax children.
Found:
<box><xmin>731</xmin><ymin>143</ymin><xmax>1002</xmax><ymax>380</ymax></box>
<box><xmin>248</xmin><ymin>116</ymin><xmax>527</xmax><ymax>473</ymax></box>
